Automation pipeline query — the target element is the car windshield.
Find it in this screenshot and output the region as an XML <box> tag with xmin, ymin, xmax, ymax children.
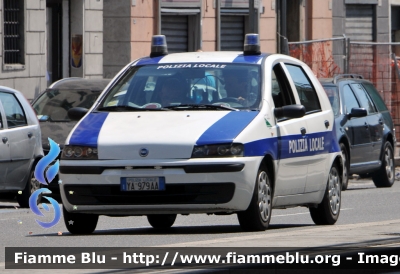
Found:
<box><xmin>322</xmin><ymin>85</ymin><xmax>340</xmax><ymax>116</ymax></box>
<box><xmin>99</xmin><ymin>63</ymin><xmax>261</xmax><ymax>111</ymax></box>
<box><xmin>33</xmin><ymin>89</ymin><xmax>101</xmax><ymax>121</ymax></box>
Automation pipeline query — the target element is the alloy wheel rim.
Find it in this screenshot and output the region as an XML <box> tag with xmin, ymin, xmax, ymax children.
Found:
<box><xmin>385</xmin><ymin>147</ymin><xmax>394</xmax><ymax>180</ymax></box>
<box><xmin>258</xmin><ymin>171</ymin><xmax>271</xmax><ymax>222</ymax></box>
<box><xmin>328</xmin><ymin>167</ymin><xmax>340</xmax><ymax>215</ymax></box>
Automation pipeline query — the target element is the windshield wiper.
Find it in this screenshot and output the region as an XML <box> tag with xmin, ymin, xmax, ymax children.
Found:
<box><xmin>163</xmin><ymin>104</ymin><xmax>238</xmax><ymax>111</ymax></box>
<box><xmin>97</xmin><ymin>105</ymin><xmax>171</xmax><ymax>111</ymax></box>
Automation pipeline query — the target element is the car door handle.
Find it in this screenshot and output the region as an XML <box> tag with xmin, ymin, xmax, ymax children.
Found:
<box><xmin>364</xmin><ymin>122</ymin><xmax>369</xmax><ymax>128</ymax></box>
<box><xmin>27</xmin><ymin>132</ymin><xmax>33</xmax><ymax>138</ymax></box>
<box><xmin>300</xmin><ymin>127</ymin><xmax>306</xmax><ymax>136</ymax></box>
<box><xmin>2</xmin><ymin>137</ymin><xmax>7</xmax><ymax>144</ymax></box>
<box><xmin>324</xmin><ymin>120</ymin><xmax>329</xmax><ymax>129</ymax></box>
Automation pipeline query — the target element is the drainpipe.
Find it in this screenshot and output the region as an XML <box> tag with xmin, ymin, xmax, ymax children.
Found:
<box><xmin>280</xmin><ymin>0</ymin><xmax>288</xmax><ymax>54</ymax></box>
<box><xmin>157</xmin><ymin>0</ymin><xmax>161</xmax><ymax>35</ymax></box>
<box><xmin>216</xmin><ymin>0</ymin><xmax>221</xmax><ymax>51</ymax></box>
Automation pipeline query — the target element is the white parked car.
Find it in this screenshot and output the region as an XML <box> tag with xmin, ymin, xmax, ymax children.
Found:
<box><xmin>0</xmin><ymin>86</ymin><xmax>44</xmax><ymax>207</ymax></box>
<box><xmin>60</xmin><ymin>34</ymin><xmax>343</xmax><ymax>234</ymax></box>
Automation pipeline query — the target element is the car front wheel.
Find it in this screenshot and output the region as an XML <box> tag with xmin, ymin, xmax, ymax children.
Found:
<box><xmin>17</xmin><ymin>168</ymin><xmax>41</xmax><ymax>208</ymax></box>
<box><xmin>237</xmin><ymin>164</ymin><xmax>272</xmax><ymax>231</ymax></box>
<box><xmin>310</xmin><ymin>163</ymin><xmax>341</xmax><ymax>225</ymax></box>
<box><xmin>63</xmin><ymin>206</ymin><xmax>98</xmax><ymax>234</ymax></box>
<box><xmin>372</xmin><ymin>141</ymin><xmax>395</xmax><ymax>188</ymax></box>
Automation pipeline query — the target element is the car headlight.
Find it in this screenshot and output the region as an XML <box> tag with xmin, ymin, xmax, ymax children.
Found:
<box><xmin>191</xmin><ymin>143</ymin><xmax>244</xmax><ymax>158</ymax></box>
<box><xmin>61</xmin><ymin>145</ymin><xmax>98</xmax><ymax>160</ymax></box>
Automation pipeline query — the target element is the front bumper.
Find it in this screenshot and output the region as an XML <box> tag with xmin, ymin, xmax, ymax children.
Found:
<box><xmin>60</xmin><ymin>157</ymin><xmax>262</xmax><ymax>215</ymax></box>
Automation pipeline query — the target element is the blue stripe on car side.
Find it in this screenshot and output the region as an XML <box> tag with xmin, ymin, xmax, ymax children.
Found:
<box><xmin>69</xmin><ymin>112</ymin><xmax>109</xmax><ymax>147</ymax></box>
<box><xmin>244</xmin><ymin>137</ymin><xmax>278</xmax><ymax>159</ymax></box>
<box><xmin>136</xmin><ymin>56</ymin><xmax>165</xmax><ymax>66</ymax></box>
<box><xmin>244</xmin><ymin>131</ymin><xmax>339</xmax><ymax>159</ymax></box>
<box><xmin>232</xmin><ymin>54</ymin><xmax>267</xmax><ymax>64</ymax></box>
<box><xmin>196</xmin><ymin>111</ymin><xmax>259</xmax><ymax>145</ymax></box>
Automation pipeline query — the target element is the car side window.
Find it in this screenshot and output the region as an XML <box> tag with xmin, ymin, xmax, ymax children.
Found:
<box><xmin>284</xmin><ymin>64</ymin><xmax>321</xmax><ymax>113</ymax></box>
<box><xmin>0</xmin><ymin>92</ymin><xmax>27</xmax><ymax>128</ymax></box>
<box><xmin>272</xmin><ymin>64</ymin><xmax>296</xmax><ymax>108</ymax></box>
<box><xmin>362</xmin><ymin>83</ymin><xmax>388</xmax><ymax>112</ymax></box>
<box><xmin>350</xmin><ymin>83</ymin><xmax>376</xmax><ymax>114</ymax></box>
<box><xmin>342</xmin><ymin>85</ymin><xmax>360</xmax><ymax>114</ymax></box>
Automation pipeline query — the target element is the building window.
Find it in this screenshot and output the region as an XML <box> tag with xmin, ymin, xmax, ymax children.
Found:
<box><xmin>218</xmin><ymin>0</ymin><xmax>259</xmax><ymax>51</ymax></box>
<box><xmin>160</xmin><ymin>0</ymin><xmax>201</xmax><ymax>52</ymax></box>
<box><xmin>3</xmin><ymin>0</ymin><xmax>25</xmax><ymax>66</ymax></box>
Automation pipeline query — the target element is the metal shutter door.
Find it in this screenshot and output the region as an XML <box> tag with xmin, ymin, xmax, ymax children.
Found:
<box><xmin>161</xmin><ymin>15</ymin><xmax>188</xmax><ymax>53</ymax></box>
<box><xmin>345</xmin><ymin>5</ymin><xmax>374</xmax><ymax>42</ymax></box>
<box><xmin>221</xmin><ymin>15</ymin><xmax>245</xmax><ymax>51</ymax></box>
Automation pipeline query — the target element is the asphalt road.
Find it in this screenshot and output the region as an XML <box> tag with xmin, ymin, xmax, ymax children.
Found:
<box><xmin>1</xmin><ymin>176</ymin><xmax>400</xmax><ymax>273</ymax></box>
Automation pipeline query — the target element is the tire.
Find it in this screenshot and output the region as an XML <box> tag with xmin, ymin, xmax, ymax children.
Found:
<box><xmin>372</xmin><ymin>142</ymin><xmax>395</xmax><ymax>188</ymax></box>
<box><xmin>63</xmin><ymin>206</ymin><xmax>98</xmax><ymax>234</ymax></box>
<box><xmin>237</xmin><ymin>164</ymin><xmax>272</xmax><ymax>231</ymax></box>
<box><xmin>310</xmin><ymin>163</ymin><xmax>341</xmax><ymax>225</ymax></box>
<box><xmin>16</xmin><ymin>169</ymin><xmax>41</xmax><ymax>208</ymax></box>
<box><xmin>147</xmin><ymin>214</ymin><xmax>176</xmax><ymax>229</ymax></box>
<box><xmin>340</xmin><ymin>143</ymin><xmax>349</xmax><ymax>191</ymax></box>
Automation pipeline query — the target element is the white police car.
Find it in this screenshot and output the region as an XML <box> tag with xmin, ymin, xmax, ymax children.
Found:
<box><xmin>60</xmin><ymin>34</ymin><xmax>343</xmax><ymax>234</ymax></box>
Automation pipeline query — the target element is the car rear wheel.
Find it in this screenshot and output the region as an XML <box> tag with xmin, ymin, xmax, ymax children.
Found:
<box><xmin>372</xmin><ymin>142</ymin><xmax>395</xmax><ymax>188</ymax></box>
<box><xmin>340</xmin><ymin>143</ymin><xmax>349</xmax><ymax>191</ymax></box>
<box><xmin>147</xmin><ymin>214</ymin><xmax>176</xmax><ymax>229</ymax></box>
<box><xmin>310</xmin><ymin>163</ymin><xmax>341</xmax><ymax>225</ymax></box>
<box><xmin>237</xmin><ymin>164</ymin><xmax>272</xmax><ymax>231</ymax></box>
<box><xmin>17</xmin><ymin>169</ymin><xmax>41</xmax><ymax>208</ymax></box>
<box><xmin>63</xmin><ymin>206</ymin><xmax>98</xmax><ymax>234</ymax></box>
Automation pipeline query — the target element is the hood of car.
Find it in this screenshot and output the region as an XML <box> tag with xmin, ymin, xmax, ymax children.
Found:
<box><xmin>67</xmin><ymin>111</ymin><xmax>258</xmax><ymax>160</ymax></box>
<box><xmin>40</xmin><ymin>121</ymin><xmax>78</xmax><ymax>151</ymax></box>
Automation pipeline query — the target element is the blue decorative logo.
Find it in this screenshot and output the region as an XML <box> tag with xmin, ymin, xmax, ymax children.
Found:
<box><xmin>29</xmin><ymin>138</ymin><xmax>62</xmax><ymax>229</ymax></box>
<box><xmin>139</xmin><ymin>148</ymin><xmax>149</xmax><ymax>157</ymax></box>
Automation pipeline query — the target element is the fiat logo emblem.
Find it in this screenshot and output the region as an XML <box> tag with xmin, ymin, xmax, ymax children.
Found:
<box><xmin>139</xmin><ymin>148</ymin><xmax>149</xmax><ymax>157</ymax></box>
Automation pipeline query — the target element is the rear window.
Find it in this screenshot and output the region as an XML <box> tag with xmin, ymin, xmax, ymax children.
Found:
<box><xmin>362</xmin><ymin>83</ymin><xmax>388</xmax><ymax>112</ymax></box>
<box><xmin>322</xmin><ymin>85</ymin><xmax>340</xmax><ymax>116</ymax></box>
<box><xmin>33</xmin><ymin>89</ymin><xmax>101</xmax><ymax>121</ymax></box>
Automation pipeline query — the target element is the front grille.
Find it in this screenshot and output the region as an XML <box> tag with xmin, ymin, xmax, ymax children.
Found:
<box><xmin>64</xmin><ymin>183</ymin><xmax>235</xmax><ymax>205</ymax></box>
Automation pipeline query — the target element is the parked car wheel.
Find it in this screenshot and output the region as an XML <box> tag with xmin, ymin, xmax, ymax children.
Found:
<box><xmin>237</xmin><ymin>164</ymin><xmax>272</xmax><ymax>231</ymax></box>
<box><xmin>147</xmin><ymin>214</ymin><xmax>176</xmax><ymax>229</ymax></box>
<box><xmin>310</xmin><ymin>163</ymin><xmax>341</xmax><ymax>225</ymax></box>
<box><xmin>16</xmin><ymin>169</ymin><xmax>41</xmax><ymax>208</ymax></box>
<box><xmin>340</xmin><ymin>143</ymin><xmax>349</xmax><ymax>191</ymax></box>
<box><xmin>372</xmin><ymin>142</ymin><xmax>395</xmax><ymax>188</ymax></box>
<box><xmin>63</xmin><ymin>206</ymin><xmax>98</xmax><ymax>234</ymax></box>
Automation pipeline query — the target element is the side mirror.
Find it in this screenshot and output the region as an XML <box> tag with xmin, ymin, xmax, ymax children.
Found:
<box><xmin>348</xmin><ymin>108</ymin><xmax>367</xmax><ymax>119</ymax></box>
<box><xmin>68</xmin><ymin>107</ymin><xmax>88</xmax><ymax>121</ymax></box>
<box><xmin>274</xmin><ymin>104</ymin><xmax>306</xmax><ymax>120</ymax></box>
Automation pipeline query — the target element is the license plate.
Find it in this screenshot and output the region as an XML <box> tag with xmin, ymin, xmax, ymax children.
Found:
<box><xmin>120</xmin><ymin>177</ymin><xmax>165</xmax><ymax>191</ymax></box>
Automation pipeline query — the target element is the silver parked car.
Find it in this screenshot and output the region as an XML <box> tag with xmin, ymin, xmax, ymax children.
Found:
<box><xmin>0</xmin><ymin>86</ymin><xmax>44</xmax><ymax>207</ymax></box>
